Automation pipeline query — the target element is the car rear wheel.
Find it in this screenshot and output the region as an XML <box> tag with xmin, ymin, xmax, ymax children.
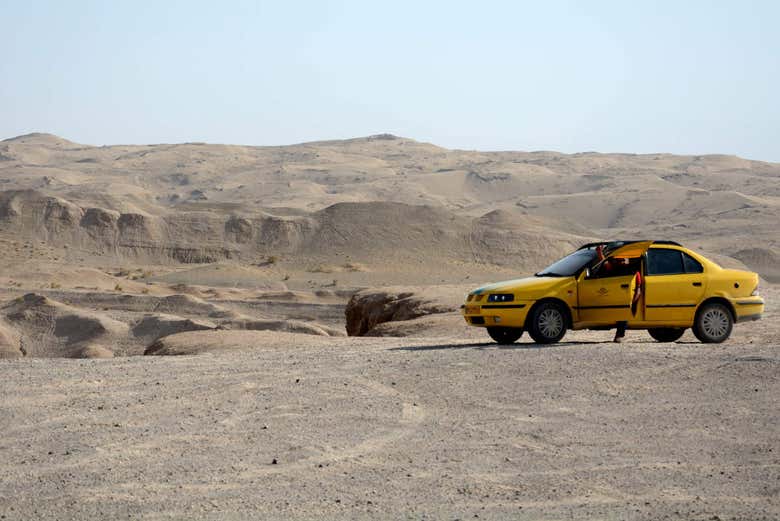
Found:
<box><xmin>648</xmin><ymin>327</ymin><xmax>685</xmax><ymax>342</ymax></box>
<box><xmin>527</xmin><ymin>301</ymin><xmax>567</xmax><ymax>344</ymax></box>
<box><xmin>692</xmin><ymin>303</ymin><xmax>733</xmax><ymax>343</ymax></box>
<box><xmin>487</xmin><ymin>327</ymin><xmax>523</xmax><ymax>344</ymax></box>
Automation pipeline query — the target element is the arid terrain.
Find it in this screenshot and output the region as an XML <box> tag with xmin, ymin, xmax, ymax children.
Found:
<box><xmin>0</xmin><ymin>132</ymin><xmax>778</xmax><ymax>519</ymax></box>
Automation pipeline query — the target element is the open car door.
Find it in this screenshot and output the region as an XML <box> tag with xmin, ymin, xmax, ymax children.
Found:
<box><xmin>577</xmin><ymin>241</ymin><xmax>651</xmax><ymax>325</ymax></box>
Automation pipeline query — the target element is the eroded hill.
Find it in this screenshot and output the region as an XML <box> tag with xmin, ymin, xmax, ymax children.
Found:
<box><xmin>0</xmin><ymin>133</ymin><xmax>777</xmax><ymax>358</ymax></box>
<box><xmin>2</xmin><ymin>133</ymin><xmax>778</xmax><ymax>274</ymax></box>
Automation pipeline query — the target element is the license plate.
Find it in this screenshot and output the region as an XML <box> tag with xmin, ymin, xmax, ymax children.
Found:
<box><xmin>464</xmin><ymin>305</ymin><xmax>480</xmax><ymax>315</ymax></box>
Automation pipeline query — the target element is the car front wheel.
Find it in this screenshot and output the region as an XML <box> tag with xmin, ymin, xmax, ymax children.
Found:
<box><xmin>527</xmin><ymin>301</ymin><xmax>567</xmax><ymax>344</ymax></box>
<box><xmin>487</xmin><ymin>327</ymin><xmax>523</xmax><ymax>344</ymax></box>
<box><xmin>692</xmin><ymin>303</ymin><xmax>733</xmax><ymax>343</ymax></box>
<box><xmin>648</xmin><ymin>327</ymin><xmax>685</xmax><ymax>342</ymax></box>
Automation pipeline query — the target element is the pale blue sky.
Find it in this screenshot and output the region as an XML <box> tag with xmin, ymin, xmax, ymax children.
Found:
<box><xmin>1</xmin><ymin>1</ymin><xmax>778</xmax><ymax>160</ymax></box>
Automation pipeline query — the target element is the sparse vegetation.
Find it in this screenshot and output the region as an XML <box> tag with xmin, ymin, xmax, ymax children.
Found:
<box><xmin>114</xmin><ymin>284</ymin><xmax>123</xmax><ymax>292</ymax></box>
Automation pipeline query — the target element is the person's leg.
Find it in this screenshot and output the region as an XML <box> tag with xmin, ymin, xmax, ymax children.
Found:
<box><xmin>614</xmin><ymin>321</ymin><xmax>627</xmax><ymax>343</ymax></box>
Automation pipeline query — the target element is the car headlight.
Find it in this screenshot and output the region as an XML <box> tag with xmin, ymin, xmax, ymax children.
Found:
<box><xmin>752</xmin><ymin>284</ymin><xmax>760</xmax><ymax>296</ymax></box>
<box><xmin>487</xmin><ymin>293</ymin><xmax>514</xmax><ymax>303</ymax></box>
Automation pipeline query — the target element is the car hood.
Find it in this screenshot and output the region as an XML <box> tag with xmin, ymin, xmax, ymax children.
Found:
<box><xmin>471</xmin><ymin>276</ymin><xmax>568</xmax><ymax>295</ymax></box>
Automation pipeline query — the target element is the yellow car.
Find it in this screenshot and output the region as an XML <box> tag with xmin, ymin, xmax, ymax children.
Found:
<box><xmin>463</xmin><ymin>241</ymin><xmax>764</xmax><ymax>344</ymax></box>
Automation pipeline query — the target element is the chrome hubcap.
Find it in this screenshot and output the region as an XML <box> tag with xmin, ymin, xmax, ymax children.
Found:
<box><xmin>702</xmin><ymin>309</ymin><xmax>729</xmax><ymax>338</ymax></box>
<box><xmin>539</xmin><ymin>309</ymin><xmax>563</xmax><ymax>338</ymax></box>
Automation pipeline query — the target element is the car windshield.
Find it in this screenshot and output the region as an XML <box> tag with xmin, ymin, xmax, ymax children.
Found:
<box><xmin>535</xmin><ymin>249</ymin><xmax>598</xmax><ymax>277</ymax></box>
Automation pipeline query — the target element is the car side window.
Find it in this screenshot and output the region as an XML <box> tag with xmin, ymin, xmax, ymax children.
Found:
<box><xmin>682</xmin><ymin>252</ymin><xmax>703</xmax><ymax>273</ymax></box>
<box><xmin>588</xmin><ymin>257</ymin><xmax>641</xmax><ymax>279</ymax></box>
<box><xmin>647</xmin><ymin>249</ymin><xmax>684</xmax><ymax>275</ymax></box>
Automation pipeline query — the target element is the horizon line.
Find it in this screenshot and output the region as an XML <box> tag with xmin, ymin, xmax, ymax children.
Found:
<box><xmin>2</xmin><ymin>131</ymin><xmax>775</xmax><ymax>164</ymax></box>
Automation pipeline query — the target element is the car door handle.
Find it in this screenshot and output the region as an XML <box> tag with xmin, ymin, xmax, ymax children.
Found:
<box><xmin>692</xmin><ymin>282</ymin><xmax>702</xmax><ymax>287</ymax></box>
<box><xmin>620</xmin><ymin>284</ymin><xmax>629</xmax><ymax>289</ymax></box>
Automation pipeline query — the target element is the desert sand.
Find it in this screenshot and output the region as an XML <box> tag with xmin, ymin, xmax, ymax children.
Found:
<box><xmin>0</xmin><ymin>132</ymin><xmax>778</xmax><ymax>519</ymax></box>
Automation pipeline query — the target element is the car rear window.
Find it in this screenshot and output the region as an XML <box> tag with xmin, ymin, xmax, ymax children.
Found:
<box><xmin>682</xmin><ymin>252</ymin><xmax>704</xmax><ymax>273</ymax></box>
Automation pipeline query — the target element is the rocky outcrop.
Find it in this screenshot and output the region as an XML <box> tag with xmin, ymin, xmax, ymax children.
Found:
<box><xmin>225</xmin><ymin>215</ymin><xmax>253</xmax><ymax>244</ymax></box>
<box><xmin>117</xmin><ymin>212</ymin><xmax>159</xmax><ymax>240</ymax></box>
<box><xmin>0</xmin><ymin>190</ymin><xmax>226</xmax><ymax>262</ymax></box>
<box><xmin>257</xmin><ymin>216</ymin><xmax>317</xmax><ymax>251</ymax></box>
<box><xmin>0</xmin><ymin>190</ymin><xmax>84</xmax><ymax>244</ymax></box>
<box><xmin>0</xmin><ymin>189</ymin><xmax>315</xmax><ymax>263</ymax></box>
<box><xmin>81</xmin><ymin>207</ymin><xmax>120</xmax><ymax>228</ymax></box>
<box><xmin>0</xmin><ymin>190</ymin><xmax>586</xmax><ymax>268</ymax></box>
<box><xmin>345</xmin><ymin>286</ymin><xmax>466</xmax><ymax>336</ymax></box>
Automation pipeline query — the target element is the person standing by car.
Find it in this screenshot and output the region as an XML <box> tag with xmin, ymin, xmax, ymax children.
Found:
<box><xmin>614</xmin><ymin>259</ymin><xmax>643</xmax><ymax>343</ymax></box>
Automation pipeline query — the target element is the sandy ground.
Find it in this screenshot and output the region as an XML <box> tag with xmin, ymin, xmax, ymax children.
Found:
<box><xmin>1</xmin><ymin>329</ymin><xmax>778</xmax><ymax>520</ymax></box>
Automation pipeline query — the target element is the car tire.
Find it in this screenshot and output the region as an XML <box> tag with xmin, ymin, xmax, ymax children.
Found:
<box><xmin>692</xmin><ymin>302</ymin><xmax>733</xmax><ymax>343</ymax></box>
<box><xmin>487</xmin><ymin>327</ymin><xmax>523</xmax><ymax>344</ymax></box>
<box><xmin>648</xmin><ymin>327</ymin><xmax>685</xmax><ymax>342</ymax></box>
<box><xmin>527</xmin><ymin>301</ymin><xmax>567</xmax><ymax>344</ymax></box>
